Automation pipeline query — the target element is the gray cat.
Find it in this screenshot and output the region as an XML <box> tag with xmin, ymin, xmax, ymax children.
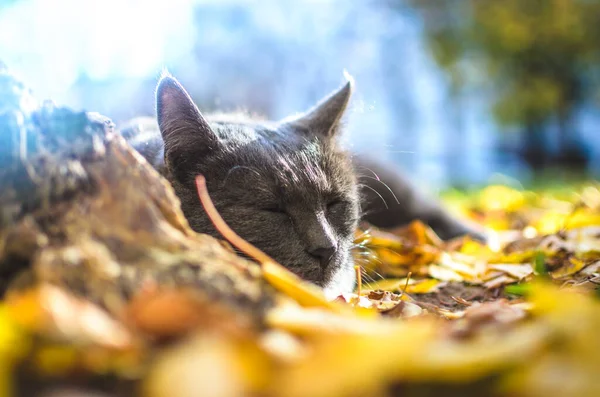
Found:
<box><xmin>123</xmin><ymin>73</ymin><xmax>483</xmax><ymax>298</ymax></box>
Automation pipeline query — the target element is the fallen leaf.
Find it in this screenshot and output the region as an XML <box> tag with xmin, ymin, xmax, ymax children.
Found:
<box><xmin>6</xmin><ymin>285</ymin><xmax>133</xmax><ymax>349</ymax></box>
<box><xmin>262</xmin><ymin>261</ymin><xmax>350</xmax><ymax>313</ymax></box>
<box><xmin>124</xmin><ymin>287</ymin><xmax>253</xmax><ymax>339</ymax></box>
<box><xmin>428</xmin><ymin>265</ymin><xmax>464</xmax><ymax>282</ymax></box>
<box><xmin>484</xmin><ymin>275</ymin><xmax>518</xmax><ymax>289</ymax></box>
<box><xmin>488</xmin><ymin>263</ymin><xmax>533</xmax><ymax>280</ymax></box>
<box><xmin>550</xmin><ymin>256</ymin><xmax>588</xmax><ymax>279</ymax></box>
<box><xmin>381</xmin><ymin>301</ymin><xmax>423</xmax><ymax>318</ymax></box>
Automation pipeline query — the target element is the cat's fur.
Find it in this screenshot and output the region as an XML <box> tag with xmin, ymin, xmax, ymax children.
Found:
<box><xmin>123</xmin><ymin>73</ymin><xmax>483</xmax><ymax>298</ymax></box>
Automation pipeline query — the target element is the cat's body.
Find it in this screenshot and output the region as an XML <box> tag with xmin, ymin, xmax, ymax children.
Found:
<box><xmin>123</xmin><ymin>73</ymin><xmax>482</xmax><ymax>298</ymax></box>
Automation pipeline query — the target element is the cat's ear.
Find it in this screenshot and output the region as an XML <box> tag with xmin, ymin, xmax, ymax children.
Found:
<box><xmin>156</xmin><ymin>73</ymin><xmax>218</xmax><ymax>155</ymax></box>
<box><xmin>280</xmin><ymin>72</ymin><xmax>354</xmax><ymax>138</ymax></box>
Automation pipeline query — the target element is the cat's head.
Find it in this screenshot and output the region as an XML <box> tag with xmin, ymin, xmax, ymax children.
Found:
<box><xmin>155</xmin><ymin>73</ymin><xmax>359</xmax><ymax>297</ymax></box>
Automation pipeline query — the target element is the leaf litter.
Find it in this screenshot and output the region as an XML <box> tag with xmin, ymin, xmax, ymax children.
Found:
<box><xmin>2</xmin><ymin>68</ymin><xmax>600</xmax><ymax>397</ymax></box>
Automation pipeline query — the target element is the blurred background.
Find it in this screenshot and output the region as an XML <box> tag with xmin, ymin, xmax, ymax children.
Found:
<box><xmin>1</xmin><ymin>0</ymin><xmax>599</xmax><ymax>191</ymax></box>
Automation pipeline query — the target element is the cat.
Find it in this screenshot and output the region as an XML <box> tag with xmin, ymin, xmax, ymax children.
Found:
<box><xmin>122</xmin><ymin>72</ymin><xmax>484</xmax><ymax>298</ymax></box>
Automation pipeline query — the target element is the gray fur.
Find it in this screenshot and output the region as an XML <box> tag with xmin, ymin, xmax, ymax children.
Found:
<box><xmin>125</xmin><ymin>74</ymin><xmax>359</xmax><ymax>297</ymax></box>
<box><xmin>123</xmin><ymin>73</ymin><xmax>484</xmax><ymax>298</ymax></box>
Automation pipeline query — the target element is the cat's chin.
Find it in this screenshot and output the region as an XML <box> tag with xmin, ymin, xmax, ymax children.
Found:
<box><xmin>322</xmin><ymin>261</ymin><xmax>356</xmax><ymax>300</ymax></box>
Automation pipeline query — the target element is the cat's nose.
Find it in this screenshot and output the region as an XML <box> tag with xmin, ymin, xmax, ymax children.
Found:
<box><xmin>308</xmin><ymin>245</ymin><xmax>336</xmax><ymax>268</ymax></box>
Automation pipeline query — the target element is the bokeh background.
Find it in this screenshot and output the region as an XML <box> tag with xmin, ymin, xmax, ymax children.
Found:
<box><xmin>1</xmin><ymin>0</ymin><xmax>599</xmax><ymax>191</ymax></box>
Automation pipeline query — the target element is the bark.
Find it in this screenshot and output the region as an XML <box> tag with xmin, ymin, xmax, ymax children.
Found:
<box><xmin>0</xmin><ymin>66</ymin><xmax>273</xmax><ymax>321</ymax></box>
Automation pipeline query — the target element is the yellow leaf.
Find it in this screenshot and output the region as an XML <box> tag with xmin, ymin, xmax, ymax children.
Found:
<box><xmin>364</xmin><ymin>230</ymin><xmax>404</xmax><ymax>249</ymax></box>
<box><xmin>266</xmin><ymin>304</ymin><xmax>391</xmax><ymax>336</ymax></box>
<box><xmin>459</xmin><ymin>238</ymin><xmax>492</xmax><ymax>256</ymax></box>
<box><xmin>550</xmin><ymin>257</ymin><xmax>587</xmax><ymax>279</ymax></box>
<box><xmin>276</xmin><ymin>320</ymin><xmax>437</xmax><ymax>397</ymax></box>
<box><xmin>145</xmin><ymin>334</ymin><xmax>271</xmax><ymax>397</ymax></box>
<box><xmin>359</xmin><ymin>278</ymin><xmax>441</xmax><ymax>295</ymax></box>
<box><xmin>405</xmin><ymin>324</ymin><xmax>546</xmax><ymax>383</ymax></box>
<box><xmin>6</xmin><ymin>285</ymin><xmax>133</xmax><ymax>349</ymax></box>
<box><xmin>428</xmin><ymin>265</ymin><xmax>464</xmax><ymax>281</ymax></box>
<box><xmin>491</xmin><ymin>250</ymin><xmax>537</xmax><ymax>264</ymax></box>
<box><xmin>535</xmin><ymin>211</ymin><xmax>569</xmax><ymax>235</ymax></box>
<box><xmin>0</xmin><ymin>306</ymin><xmax>30</xmax><ymax>397</ymax></box>
<box><xmin>361</xmin><ymin>278</ymin><xmax>409</xmax><ymax>292</ymax></box>
<box><xmin>34</xmin><ymin>345</ymin><xmax>78</xmax><ymax>376</ymax></box>
<box><xmin>564</xmin><ymin>212</ymin><xmax>600</xmax><ymax>230</ymax></box>
<box><xmin>262</xmin><ymin>262</ymin><xmax>349</xmax><ymax>314</ymax></box>
<box><xmin>405</xmin><ymin>279</ymin><xmax>442</xmax><ymax>294</ymax></box>
<box><xmin>374</xmin><ymin>249</ymin><xmax>413</xmax><ymax>267</ymax></box>
<box><xmin>478</xmin><ymin>185</ymin><xmax>526</xmax><ymax>212</ymax></box>
<box><xmin>505</xmin><ymin>282</ymin><xmax>600</xmax><ymax>397</ymax></box>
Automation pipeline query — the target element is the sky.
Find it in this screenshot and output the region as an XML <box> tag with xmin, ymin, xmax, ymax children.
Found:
<box><xmin>3</xmin><ymin>0</ymin><xmax>580</xmax><ymax>189</ymax></box>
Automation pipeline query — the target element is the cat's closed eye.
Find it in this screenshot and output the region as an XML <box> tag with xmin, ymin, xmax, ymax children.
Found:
<box><xmin>326</xmin><ymin>199</ymin><xmax>358</xmax><ymax>228</ymax></box>
<box><xmin>326</xmin><ymin>199</ymin><xmax>347</xmax><ymax>212</ymax></box>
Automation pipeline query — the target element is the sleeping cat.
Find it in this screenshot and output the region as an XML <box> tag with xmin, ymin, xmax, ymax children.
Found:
<box><xmin>122</xmin><ymin>73</ymin><xmax>483</xmax><ymax>298</ymax></box>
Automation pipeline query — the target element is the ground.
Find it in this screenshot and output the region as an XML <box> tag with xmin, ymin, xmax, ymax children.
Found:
<box><xmin>2</xmin><ymin>180</ymin><xmax>600</xmax><ymax>397</ymax></box>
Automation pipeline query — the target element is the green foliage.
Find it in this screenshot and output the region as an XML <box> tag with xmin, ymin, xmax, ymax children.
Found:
<box><xmin>408</xmin><ymin>0</ymin><xmax>600</xmax><ymax>128</ymax></box>
<box><xmin>504</xmin><ymin>283</ymin><xmax>531</xmax><ymax>296</ymax></box>
<box><xmin>533</xmin><ymin>252</ymin><xmax>548</xmax><ymax>277</ymax></box>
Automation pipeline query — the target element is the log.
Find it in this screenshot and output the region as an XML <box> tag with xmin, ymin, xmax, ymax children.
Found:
<box><xmin>0</xmin><ymin>64</ymin><xmax>273</xmax><ymax>324</ymax></box>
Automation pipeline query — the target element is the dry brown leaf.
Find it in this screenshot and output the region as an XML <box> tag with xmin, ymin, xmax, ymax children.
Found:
<box><xmin>124</xmin><ymin>286</ymin><xmax>254</xmax><ymax>339</ymax></box>
<box><xmin>484</xmin><ymin>275</ymin><xmax>518</xmax><ymax>289</ymax></box>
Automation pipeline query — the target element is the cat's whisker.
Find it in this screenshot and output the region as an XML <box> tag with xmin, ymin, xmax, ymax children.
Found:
<box><xmin>352</xmin><ymin>257</ymin><xmax>376</xmax><ymax>284</ymax></box>
<box><xmin>360</xmin><ymin>268</ymin><xmax>376</xmax><ymax>283</ymax></box>
<box><xmin>359</xmin><ymin>208</ymin><xmax>376</xmax><ymax>218</ymax></box>
<box><xmin>358</xmin><ymin>266</ymin><xmax>380</xmax><ymax>291</ymax></box>
<box><xmin>370</xmin><ymin>268</ymin><xmax>386</xmax><ymax>282</ymax></box>
<box><xmin>351</xmin><ymin>245</ymin><xmax>378</xmax><ymax>259</ymax></box>
<box><xmin>354</xmin><ymin>165</ymin><xmax>380</xmax><ymax>179</ymax></box>
<box><xmin>360</xmin><ymin>264</ymin><xmax>385</xmax><ymax>283</ymax></box>
<box><xmin>353</xmin><ymin>248</ymin><xmax>387</xmax><ymax>283</ymax></box>
<box><xmin>353</xmin><ymin>228</ymin><xmax>373</xmax><ymax>243</ymax></box>
<box><xmin>358</xmin><ymin>175</ymin><xmax>400</xmax><ymax>205</ymax></box>
<box><xmin>357</xmin><ymin>183</ymin><xmax>388</xmax><ymax>209</ymax></box>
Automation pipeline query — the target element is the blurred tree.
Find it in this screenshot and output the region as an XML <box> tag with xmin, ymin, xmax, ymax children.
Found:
<box><xmin>405</xmin><ymin>0</ymin><xmax>600</xmax><ymax>169</ymax></box>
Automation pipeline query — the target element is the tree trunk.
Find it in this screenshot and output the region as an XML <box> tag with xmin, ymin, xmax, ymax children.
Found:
<box><xmin>555</xmin><ymin>112</ymin><xmax>589</xmax><ymax>169</ymax></box>
<box><xmin>0</xmin><ymin>65</ymin><xmax>273</xmax><ymax>318</ymax></box>
<box><xmin>520</xmin><ymin>123</ymin><xmax>549</xmax><ymax>169</ymax></box>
